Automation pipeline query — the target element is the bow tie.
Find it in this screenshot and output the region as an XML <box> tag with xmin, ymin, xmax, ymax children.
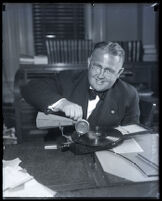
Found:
<box><xmin>88</xmin><ymin>88</ymin><xmax>106</xmax><ymax>100</ymax></box>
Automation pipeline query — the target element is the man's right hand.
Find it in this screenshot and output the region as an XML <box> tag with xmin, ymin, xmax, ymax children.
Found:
<box><xmin>48</xmin><ymin>98</ymin><xmax>83</xmax><ymax>121</ymax></box>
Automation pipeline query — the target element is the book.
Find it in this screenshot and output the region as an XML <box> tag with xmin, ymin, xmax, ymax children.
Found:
<box><xmin>78</xmin><ymin>40</ymin><xmax>82</xmax><ymax>63</ymax></box>
<box><xmin>136</xmin><ymin>41</ymin><xmax>141</xmax><ymax>62</ymax></box>
<box><xmin>132</xmin><ymin>41</ymin><xmax>137</xmax><ymax>62</ymax></box>
<box><xmin>46</xmin><ymin>39</ymin><xmax>52</xmax><ymax>64</ymax></box>
<box><xmin>128</xmin><ymin>41</ymin><xmax>132</xmax><ymax>62</ymax></box>
<box><xmin>122</xmin><ymin>41</ymin><xmax>128</xmax><ymax>62</ymax></box>
<box><xmin>34</xmin><ymin>56</ymin><xmax>48</xmax><ymax>64</ymax></box>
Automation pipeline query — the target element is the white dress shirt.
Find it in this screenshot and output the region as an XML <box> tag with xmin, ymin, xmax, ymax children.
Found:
<box><xmin>87</xmin><ymin>94</ymin><xmax>99</xmax><ymax>119</ymax></box>
<box><xmin>48</xmin><ymin>87</ymin><xmax>100</xmax><ymax>119</ymax></box>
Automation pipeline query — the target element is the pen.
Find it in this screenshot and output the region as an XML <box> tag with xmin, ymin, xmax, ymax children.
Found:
<box><xmin>44</xmin><ymin>145</ymin><xmax>58</xmax><ymax>150</ymax></box>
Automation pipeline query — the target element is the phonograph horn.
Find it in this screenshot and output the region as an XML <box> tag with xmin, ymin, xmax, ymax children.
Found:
<box><xmin>36</xmin><ymin>112</ymin><xmax>89</xmax><ymax>134</ymax></box>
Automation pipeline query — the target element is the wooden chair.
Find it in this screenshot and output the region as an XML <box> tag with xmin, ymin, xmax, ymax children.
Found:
<box><xmin>139</xmin><ymin>97</ymin><xmax>159</xmax><ymax>130</ymax></box>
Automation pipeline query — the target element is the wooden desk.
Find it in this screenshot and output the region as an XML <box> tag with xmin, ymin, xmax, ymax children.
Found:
<box><xmin>3</xmin><ymin>133</ymin><xmax>159</xmax><ymax>198</ymax></box>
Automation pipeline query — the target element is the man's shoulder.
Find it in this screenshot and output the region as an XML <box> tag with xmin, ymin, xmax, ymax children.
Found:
<box><xmin>117</xmin><ymin>79</ymin><xmax>138</xmax><ymax>95</ymax></box>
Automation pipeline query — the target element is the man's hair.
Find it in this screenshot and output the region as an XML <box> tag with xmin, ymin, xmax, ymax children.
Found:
<box><xmin>91</xmin><ymin>41</ymin><xmax>125</xmax><ymax>64</ymax></box>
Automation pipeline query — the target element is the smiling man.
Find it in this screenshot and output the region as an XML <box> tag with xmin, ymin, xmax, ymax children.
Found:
<box><xmin>88</xmin><ymin>43</ymin><xmax>124</xmax><ymax>92</ymax></box>
<box><xmin>21</xmin><ymin>41</ymin><xmax>140</xmax><ymax>129</ymax></box>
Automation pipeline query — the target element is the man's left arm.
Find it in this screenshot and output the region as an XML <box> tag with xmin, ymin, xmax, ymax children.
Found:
<box><xmin>121</xmin><ymin>89</ymin><xmax>140</xmax><ymax>125</ymax></box>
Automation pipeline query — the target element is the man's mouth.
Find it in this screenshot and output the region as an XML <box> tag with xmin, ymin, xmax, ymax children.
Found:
<box><xmin>95</xmin><ymin>79</ymin><xmax>105</xmax><ymax>85</ymax></box>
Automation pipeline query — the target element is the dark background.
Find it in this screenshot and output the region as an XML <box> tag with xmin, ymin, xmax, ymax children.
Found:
<box><xmin>2</xmin><ymin>3</ymin><xmax>159</xmax><ymax>132</ymax></box>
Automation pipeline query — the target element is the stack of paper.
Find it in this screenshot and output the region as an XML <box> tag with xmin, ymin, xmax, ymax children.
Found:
<box><xmin>96</xmin><ymin>129</ymin><xmax>159</xmax><ymax>182</ymax></box>
<box><xmin>111</xmin><ymin>138</ymin><xmax>144</xmax><ymax>154</ymax></box>
<box><xmin>115</xmin><ymin>124</ymin><xmax>147</xmax><ymax>135</ymax></box>
<box><xmin>96</xmin><ymin>150</ymin><xmax>159</xmax><ymax>182</ymax></box>
<box><xmin>3</xmin><ymin>158</ymin><xmax>56</xmax><ymax>198</ymax></box>
<box><xmin>3</xmin><ymin>166</ymin><xmax>33</xmax><ymax>191</ymax></box>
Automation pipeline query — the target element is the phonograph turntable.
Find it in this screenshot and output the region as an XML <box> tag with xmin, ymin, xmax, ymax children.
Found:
<box><xmin>36</xmin><ymin>112</ymin><xmax>124</xmax><ymax>155</ymax></box>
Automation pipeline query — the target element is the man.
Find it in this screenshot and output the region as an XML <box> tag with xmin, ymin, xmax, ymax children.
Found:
<box><xmin>21</xmin><ymin>41</ymin><xmax>140</xmax><ymax>129</ymax></box>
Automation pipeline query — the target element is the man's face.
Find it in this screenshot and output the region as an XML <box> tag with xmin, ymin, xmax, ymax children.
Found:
<box><xmin>88</xmin><ymin>49</ymin><xmax>123</xmax><ymax>91</ymax></box>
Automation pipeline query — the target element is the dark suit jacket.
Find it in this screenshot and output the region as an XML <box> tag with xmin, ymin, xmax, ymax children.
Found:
<box><xmin>21</xmin><ymin>70</ymin><xmax>140</xmax><ymax>129</ymax></box>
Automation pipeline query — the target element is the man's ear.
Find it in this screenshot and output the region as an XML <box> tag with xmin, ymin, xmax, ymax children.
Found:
<box><xmin>118</xmin><ymin>68</ymin><xmax>124</xmax><ymax>77</ymax></box>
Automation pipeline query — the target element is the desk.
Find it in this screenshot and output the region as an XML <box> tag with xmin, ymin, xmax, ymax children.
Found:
<box><xmin>3</xmin><ymin>134</ymin><xmax>159</xmax><ymax>198</ymax></box>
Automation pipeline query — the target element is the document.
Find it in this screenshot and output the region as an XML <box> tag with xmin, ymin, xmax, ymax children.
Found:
<box><xmin>136</xmin><ymin>134</ymin><xmax>159</xmax><ymax>167</ymax></box>
<box><xmin>3</xmin><ymin>158</ymin><xmax>32</xmax><ymax>191</ymax></box>
<box><xmin>96</xmin><ymin>151</ymin><xmax>159</xmax><ymax>182</ymax></box>
<box><xmin>112</xmin><ymin>138</ymin><xmax>144</xmax><ymax>154</ymax></box>
<box><xmin>3</xmin><ymin>158</ymin><xmax>22</xmax><ymax>168</ymax></box>
<box><xmin>3</xmin><ymin>166</ymin><xmax>33</xmax><ymax>191</ymax></box>
<box><xmin>96</xmin><ymin>134</ymin><xmax>159</xmax><ymax>182</ymax></box>
<box><xmin>3</xmin><ymin>158</ymin><xmax>56</xmax><ymax>197</ymax></box>
<box><xmin>122</xmin><ymin>153</ymin><xmax>159</xmax><ymax>177</ymax></box>
<box><xmin>3</xmin><ymin>179</ymin><xmax>56</xmax><ymax>197</ymax></box>
<box><xmin>115</xmin><ymin>124</ymin><xmax>147</xmax><ymax>135</ymax></box>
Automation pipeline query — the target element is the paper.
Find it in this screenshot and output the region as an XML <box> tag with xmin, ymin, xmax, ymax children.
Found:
<box><xmin>3</xmin><ymin>178</ymin><xmax>56</xmax><ymax>197</ymax></box>
<box><xmin>96</xmin><ymin>133</ymin><xmax>159</xmax><ymax>182</ymax></box>
<box><xmin>115</xmin><ymin>124</ymin><xmax>147</xmax><ymax>135</ymax></box>
<box><xmin>3</xmin><ymin>158</ymin><xmax>56</xmax><ymax>197</ymax></box>
<box><xmin>112</xmin><ymin>138</ymin><xmax>144</xmax><ymax>154</ymax></box>
<box><xmin>3</xmin><ymin>158</ymin><xmax>21</xmax><ymax>168</ymax></box>
<box><xmin>96</xmin><ymin>151</ymin><xmax>159</xmax><ymax>182</ymax></box>
<box><xmin>3</xmin><ymin>158</ymin><xmax>32</xmax><ymax>191</ymax></box>
<box><xmin>122</xmin><ymin>153</ymin><xmax>159</xmax><ymax>177</ymax></box>
<box><xmin>136</xmin><ymin>134</ymin><xmax>159</xmax><ymax>167</ymax></box>
<box><xmin>3</xmin><ymin>166</ymin><xmax>33</xmax><ymax>191</ymax></box>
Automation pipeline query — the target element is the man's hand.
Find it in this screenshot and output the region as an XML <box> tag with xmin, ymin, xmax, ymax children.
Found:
<box><xmin>48</xmin><ymin>98</ymin><xmax>83</xmax><ymax>121</ymax></box>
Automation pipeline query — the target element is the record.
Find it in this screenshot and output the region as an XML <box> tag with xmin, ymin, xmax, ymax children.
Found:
<box><xmin>71</xmin><ymin>128</ymin><xmax>124</xmax><ymax>148</ymax></box>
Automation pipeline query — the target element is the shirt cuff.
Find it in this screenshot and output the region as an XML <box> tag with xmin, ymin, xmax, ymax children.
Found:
<box><xmin>48</xmin><ymin>98</ymin><xmax>66</xmax><ymax>110</ymax></box>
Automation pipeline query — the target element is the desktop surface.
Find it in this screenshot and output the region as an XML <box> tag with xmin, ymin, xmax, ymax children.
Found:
<box><xmin>3</xmin><ymin>132</ymin><xmax>159</xmax><ymax>198</ymax></box>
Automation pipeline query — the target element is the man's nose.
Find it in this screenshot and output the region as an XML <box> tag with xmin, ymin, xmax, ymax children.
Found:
<box><xmin>98</xmin><ymin>68</ymin><xmax>105</xmax><ymax>78</ymax></box>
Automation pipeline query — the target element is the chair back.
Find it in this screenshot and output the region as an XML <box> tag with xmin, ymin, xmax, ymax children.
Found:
<box><xmin>140</xmin><ymin>98</ymin><xmax>158</xmax><ymax>128</ymax></box>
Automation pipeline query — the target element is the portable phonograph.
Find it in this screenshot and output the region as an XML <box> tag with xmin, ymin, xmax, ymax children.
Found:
<box><xmin>36</xmin><ymin>112</ymin><xmax>124</xmax><ymax>154</ymax></box>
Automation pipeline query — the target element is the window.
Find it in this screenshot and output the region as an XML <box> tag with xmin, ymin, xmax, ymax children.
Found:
<box><xmin>33</xmin><ymin>3</ymin><xmax>85</xmax><ymax>55</ymax></box>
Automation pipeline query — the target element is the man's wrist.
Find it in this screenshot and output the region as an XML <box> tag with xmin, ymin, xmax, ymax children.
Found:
<box><xmin>48</xmin><ymin>98</ymin><xmax>67</xmax><ymax>111</ymax></box>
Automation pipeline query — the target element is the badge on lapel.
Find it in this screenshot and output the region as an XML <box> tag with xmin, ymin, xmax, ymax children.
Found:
<box><xmin>110</xmin><ymin>109</ymin><xmax>116</xmax><ymax>115</ymax></box>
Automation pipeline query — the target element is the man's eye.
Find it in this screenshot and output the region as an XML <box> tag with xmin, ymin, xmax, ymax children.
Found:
<box><xmin>93</xmin><ymin>65</ymin><xmax>100</xmax><ymax>70</ymax></box>
<box><xmin>105</xmin><ymin>69</ymin><xmax>110</xmax><ymax>73</ymax></box>
<box><xmin>96</xmin><ymin>66</ymin><xmax>101</xmax><ymax>70</ymax></box>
